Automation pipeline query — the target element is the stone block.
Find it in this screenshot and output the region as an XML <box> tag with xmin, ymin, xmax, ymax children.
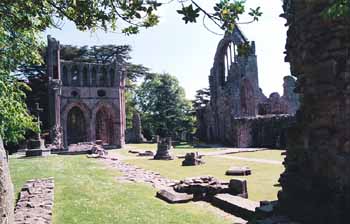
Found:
<box><xmin>212</xmin><ymin>194</ymin><xmax>259</xmax><ymax>220</ymax></box>
<box><xmin>26</xmin><ymin>149</ymin><xmax>51</xmax><ymax>157</ymax></box>
<box><xmin>226</xmin><ymin>167</ymin><xmax>251</xmax><ymax>176</ymax></box>
<box><xmin>156</xmin><ymin>188</ymin><xmax>193</xmax><ymax>203</ymax></box>
<box><xmin>138</xmin><ymin>151</ymin><xmax>154</xmax><ymax>157</ymax></box>
<box><xmin>229</xmin><ymin>179</ymin><xmax>248</xmax><ymax>198</ymax></box>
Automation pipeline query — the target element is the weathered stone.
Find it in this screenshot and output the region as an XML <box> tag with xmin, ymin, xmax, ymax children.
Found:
<box><xmin>195</xmin><ymin>26</ymin><xmax>298</xmax><ymax>149</ymax></box>
<box><xmin>212</xmin><ymin>194</ymin><xmax>259</xmax><ymax>220</ymax></box>
<box><xmin>14</xmin><ymin>178</ymin><xmax>54</xmax><ymax>224</ymax></box>
<box><xmin>153</xmin><ymin>137</ymin><xmax>173</xmax><ymax>160</ymax></box>
<box><xmin>278</xmin><ymin>1</ymin><xmax>350</xmax><ymax>223</ymax></box>
<box><xmin>229</xmin><ymin>179</ymin><xmax>248</xmax><ymax>198</ymax></box>
<box><xmin>0</xmin><ymin>136</ymin><xmax>14</xmax><ymax>224</ymax></box>
<box><xmin>173</xmin><ymin>176</ymin><xmax>233</xmax><ymax>198</ymax></box>
<box><xmin>125</xmin><ymin>112</ymin><xmax>147</xmax><ymax>143</ymax></box>
<box><xmin>226</xmin><ymin>167</ymin><xmax>251</xmax><ymax>176</ymax></box>
<box><xmin>137</xmin><ymin>151</ymin><xmax>154</xmax><ymax>157</ymax></box>
<box><xmin>46</xmin><ymin>36</ymin><xmax>126</xmax><ymax>149</ymax></box>
<box><xmin>156</xmin><ymin>188</ymin><xmax>193</xmax><ymax>203</ymax></box>
<box><xmin>182</xmin><ymin>152</ymin><xmax>204</xmax><ymax>166</ymax></box>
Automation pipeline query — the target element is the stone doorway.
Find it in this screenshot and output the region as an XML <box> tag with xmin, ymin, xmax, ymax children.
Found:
<box><xmin>67</xmin><ymin>107</ymin><xmax>87</xmax><ymax>144</ymax></box>
<box><xmin>95</xmin><ymin>107</ymin><xmax>115</xmax><ymax>145</ymax></box>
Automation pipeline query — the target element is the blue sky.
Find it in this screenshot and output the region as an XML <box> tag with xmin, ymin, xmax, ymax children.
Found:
<box><xmin>45</xmin><ymin>0</ymin><xmax>289</xmax><ymax>99</ymax></box>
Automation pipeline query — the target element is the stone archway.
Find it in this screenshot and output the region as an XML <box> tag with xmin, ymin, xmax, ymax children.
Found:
<box><xmin>67</xmin><ymin>106</ymin><xmax>87</xmax><ymax>144</ymax></box>
<box><xmin>95</xmin><ymin>107</ymin><xmax>115</xmax><ymax>145</ymax></box>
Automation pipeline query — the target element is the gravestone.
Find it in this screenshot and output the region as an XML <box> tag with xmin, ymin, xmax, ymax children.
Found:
<box><xmin>0</xmin><ymin>136</ymin><xmax>14</xmax><ymax>224</ymax></box>
<box><xmin>154</xmin><ymin>137</ymin><xmax>173</xmax><ymax>160</ymax></box>
<box><xmin>182</xmin><ymin>152</ymin><xmax>204</xmax><ymax>166</ymax></box>
<box><xmin>26</xmin><ymin>103</ymin><xmax>51</xmax><ymax>157</ymax></box>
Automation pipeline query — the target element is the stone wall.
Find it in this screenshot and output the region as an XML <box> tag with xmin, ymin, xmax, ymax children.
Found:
<box><xmin>0</xmin><ymin>136</ymin><xmax>14</xmax><ymax>224</ymax></box>
<box><xmin>278</xmin><ymin>0</ymin><xmax>350</xmax><ymax>223</ymax></box>
<box><xmin>234</xmin><ymin>115</ymin><xmax>295</xmax><ymax>148</ymax></box>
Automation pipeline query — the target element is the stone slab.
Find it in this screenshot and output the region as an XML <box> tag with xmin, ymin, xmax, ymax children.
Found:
<box><xmin>212</xmin><ymin>194</ymin><xmax>259</xmax><ymax>220</ymax></box>
<box><xmin>26</xmin><ymin>149</ymin><xmax>51</xmax><ymax>157</ymax></box>
<box><xmin>138</xmin><ymin>151</ymin><xmax>154</xmax><ymax>157</ymax></box>
<box><xmin>226</xmin><ymin>167</ymin><xmax>251</xmax><ymax>176</ymax></box>
<box><xmin>156</xmin><ymin>188</ymin><xmax>193</xmax><ymax>203</ymax></box>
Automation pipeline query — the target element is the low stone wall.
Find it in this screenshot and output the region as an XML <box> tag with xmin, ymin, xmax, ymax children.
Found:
<box><xmin>14</xmin><ymin>178</ymin><xmax>54</xmax><ymax>224</ymax></box>
<box><xmin>233</xmin><ymin>115</ymin><xmax>295</xmax><ymax>148</ymax></box>
<box><xmin>0</xmin><ymin>136</ymin><xmax>14</xmax><ymax>224</ymax></box>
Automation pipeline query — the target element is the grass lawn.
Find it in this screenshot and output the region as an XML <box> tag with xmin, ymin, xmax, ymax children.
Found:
<box><xmin>123</xmin><ymin>143</ymin><xmax>223</xmax><ymax>157</ymax></box>
<box><xmin>10</xmin><ymin>155</ymin><xmax>231</xmax><ymax>224</ymax></box>
<box><xmin>117</xmin><ymin>145</ymin><xmax>284</xmax><ymax>202</ymax></box>
<box><xmin>232</xmin><ymin>150</ymin><xmax>286</xmax><ymax>161</ymax></box>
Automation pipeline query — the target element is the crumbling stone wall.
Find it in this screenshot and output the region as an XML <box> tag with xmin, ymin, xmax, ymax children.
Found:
<box><xmin>278</xmin><ymin>1</ymin><xmax>350</xmax><ymax>223</ymax></box>
<box><xmin>234</xmin><ymin>115</ymin><xmax>294</xmax><ymax>148</ymax></box>
<box><xmin>196</xmin><ymin>26</ymin><xmax>299</xmax><ymax>148</ymax></box>
<box><xmin>0</xmin><ymin>136</ymin><xmax>14</xmax><ymax>224</ymax></box>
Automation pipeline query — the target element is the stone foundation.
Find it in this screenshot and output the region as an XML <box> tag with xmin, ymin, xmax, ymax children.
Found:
<box><xmin>14</xmin><ymin>178</ymin><xmax>54</xmax><ymax>224</ymax></box>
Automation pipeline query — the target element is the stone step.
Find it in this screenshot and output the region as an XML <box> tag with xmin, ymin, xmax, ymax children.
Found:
<box><xmin>212</xmin><ymin>194</ymin><xmax>259</xmax><ymax>220</ymax></box>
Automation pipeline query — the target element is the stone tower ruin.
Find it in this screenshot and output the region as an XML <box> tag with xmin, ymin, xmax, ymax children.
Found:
<box><xmin>196</xmin><ymin>27</ymin><xmax>299</xmax><ymax>148</ymax></box>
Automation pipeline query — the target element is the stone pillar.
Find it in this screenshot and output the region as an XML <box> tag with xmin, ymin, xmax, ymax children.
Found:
<box><xmin>278</xmin><ymin>1</ymin><xmax>350</xmax><ymax>223</ymax></box>
<box><xmin>0</xmin><ymin>136</ymin><xmax>14</xmax><ymax>224</ymax></box>
<box><xmin>132</xmin><ymin>112</ymin><xmax>146</xmax><ymax>143</ymax></box>
<box><xmin>47</xmin><ymin>35</ymin><xmax>63</xmax><ymax>147</ymax></box>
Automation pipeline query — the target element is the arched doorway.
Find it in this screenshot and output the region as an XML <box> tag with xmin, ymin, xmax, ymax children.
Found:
<box><xmin>67</xmin><ymin>107</ymin><xmax>87</xmax><ymax>144</ymax></box>
<box><xmin>95</xmin><ymin>107</ymin><xmax>115</xmax><ymax>145</ymax></box>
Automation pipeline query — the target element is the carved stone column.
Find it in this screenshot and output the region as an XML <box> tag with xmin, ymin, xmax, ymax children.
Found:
<box><xmin>278</xmin><ymin>1</ymin><xmax>350</xmax><ymax>223</ymax></box>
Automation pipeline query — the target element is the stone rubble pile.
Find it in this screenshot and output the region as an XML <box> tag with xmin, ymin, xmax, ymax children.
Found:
<box><xmin>14</xmin><ymin>178</ymin><xmax>54</xmax><ymax>224</ymax></box>
<box><xmin>182</xmin><ymin>152</ymin><xmax>204</xmax><ymax>166</ymax></box>
<box><xmin>173</xmin><ymin>176</ymin><xmax>248</xmax><ymax>199</ymax></box>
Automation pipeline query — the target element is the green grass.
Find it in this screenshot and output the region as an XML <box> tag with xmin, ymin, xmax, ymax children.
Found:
<box><xmin>232</xmin><ymin>150</ymin><xmax>286</xmax><ymax>161</ymax></box>
<box><xmin>124</xmin><ymin>144</ymin><xmax>223</xmax><ymax>157</ymax></box>
<box><xmin>10</xmin><ymin>155</ymin><xmax>231</xmax><ymax>224</ymax></box>
<box><xmin>117</xmin><ymin>147</ymin><xmax>284</xmax><ymax>202</ymax></box>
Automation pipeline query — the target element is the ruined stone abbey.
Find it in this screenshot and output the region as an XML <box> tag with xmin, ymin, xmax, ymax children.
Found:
<box><xmin>47</xmin><ymin>36</ymin><xmax>126</xmax><ymax>149</ymax></box>
<box><xmin>196</xmin><ymin>27</ymin><xmax>299</xmax><ymax>148</ymax></box>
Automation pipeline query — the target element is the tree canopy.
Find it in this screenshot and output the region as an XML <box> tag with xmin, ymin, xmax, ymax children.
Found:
<box><xmin>134</xmin><ymin>73</ymin><xmax>194</xmax><ymax>139</ymax></box>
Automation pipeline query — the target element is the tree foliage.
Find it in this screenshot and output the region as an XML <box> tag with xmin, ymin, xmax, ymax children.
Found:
<box><xmin>135</xmin><ymin>73</ymin><xmax>194</xmax><ymax>139</ymax></box>
<box><xmin>192</xmin><ymin>88</ymin><xmax>210</xmax><ymax>110</ymax></box>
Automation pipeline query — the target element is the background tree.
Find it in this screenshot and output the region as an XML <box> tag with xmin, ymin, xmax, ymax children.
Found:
<box><xmin>192</xmin><ymin>88</ymin><xmax>210</xmax><ymax>110</ymax></box>
<box><xmin>135</xmin><ymin>73</ymin><xmax>194</xmax><ymax>139</ymax></box>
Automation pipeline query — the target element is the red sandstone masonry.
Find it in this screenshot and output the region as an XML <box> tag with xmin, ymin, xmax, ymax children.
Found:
<box><xmin>14</xmin><ymin>178</ymin><xmax>54</xmax><ymax>224</ymax></box>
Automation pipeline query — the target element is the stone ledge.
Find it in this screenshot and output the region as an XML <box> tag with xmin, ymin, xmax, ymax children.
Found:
<box><xmin>212</xmin><ymin>194</ymin><xmax>259</xmax><ymax>220</ymax></box>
